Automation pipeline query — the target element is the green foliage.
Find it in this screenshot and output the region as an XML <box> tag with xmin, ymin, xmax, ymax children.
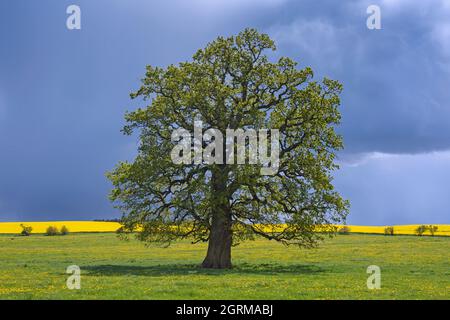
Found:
<box><xmin>428</xmin><ymin>225</ymin><xmax>438</xmax><ymax>236</ymax></box>
<box><xmin>384</xmin><ymin>226</ymin><xmax>394</xmax><ymax>236</ymax></box>
<box><xmin>19</xmin><ymin>224</ymin><xmax>32</xmax><ymax>236</ymax></box>
<box><xmin>46</xmin><ymin>226</ymin><xmax>59</xmax><ymax>236</ymax></box>
<box><xmin>108</xmin><ymin>28</ymin><xmax>349</xmax><ymax>249</ymax></box>
<box><xmin>338</xmin><ymin>226</ymin><xmax>351</xmax><ymax>235</ymax></box>
<box><xmin>415</xmin><ymin>225</ymin><xmax>427</xmax><ymax>236</ymax></box>
<box><xmin>60</xmin><ymin>225</ymin><xmax>69</xmax><ymax>235</ymax></box>
<box><xmin>116</xmin><ymin>226</ymin><xmax>124</xmax><ymax>234</ymax></box>
<box><xmin>415</xmin><ymin>225</ymin><xmax>439</xmax><ymax>237</ymax></box>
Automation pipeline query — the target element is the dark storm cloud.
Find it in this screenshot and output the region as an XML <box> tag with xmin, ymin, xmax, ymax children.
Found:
<box><xmin>334</xmin><ymin>151</ymin><xmax>450</xmax><ymax>225</ymax></box>
<box><xmin>264</xmin><ymin>0</ymin><xmax>450</xmax><ymax>154</ymax></box>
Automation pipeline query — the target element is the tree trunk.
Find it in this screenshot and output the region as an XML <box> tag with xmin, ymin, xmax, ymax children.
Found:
<box><xmin>201</xmin><ymin>211</ymin><xmax>232</xmax><ymax>268</ymax></box>
<box><xmin>201</xmin><ymin>167</ymin><xmax>232</xmax><ymax>269</ymax></box>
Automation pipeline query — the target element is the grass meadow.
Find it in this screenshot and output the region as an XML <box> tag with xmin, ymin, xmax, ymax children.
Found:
<box><xmin>0</xmin><ymin>232</ymin><xmax>448</xmax><ymax>299</ymax></box>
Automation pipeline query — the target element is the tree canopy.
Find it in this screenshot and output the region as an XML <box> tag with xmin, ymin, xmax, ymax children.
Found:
<box><xmin>108</xmin><ymin>28</ymin><xmax>349</xmax><ymax>268</ymax></box>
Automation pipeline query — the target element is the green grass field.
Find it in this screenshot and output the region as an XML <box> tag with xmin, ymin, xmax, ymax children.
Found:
<box><xmin>0</xmin><ymin>233</ymin><xmax>448</xmax><ymax>299</ymax></box>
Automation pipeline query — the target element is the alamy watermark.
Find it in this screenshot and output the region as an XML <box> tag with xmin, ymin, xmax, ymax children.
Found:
<box><xmin>65</xmin><ymin>4</ymin><xmax>381</xmax><ymax>31</ymax></box>
<box><xmin>366</xmin><ymin>265</ymin><xmax>381</xmax><ymax>289</ymax></box>
<box><xmin>66</xmin><ymin>5</ymin><xmax>81</xmax><ymax>30</ymax></box>
<box><xmin>171</xmin><ymin>120</ymin><xmax>280</xmax><ymax>176</ymax></box>
<box><xmin>66</xmin><ymin>265</ymin><xmax>81</xmax><ymax>290</ymax></box>
<box><xmin>366</xmin><ymin>5</ymin><xmax>381</xmax><ymax>30</ymax></box>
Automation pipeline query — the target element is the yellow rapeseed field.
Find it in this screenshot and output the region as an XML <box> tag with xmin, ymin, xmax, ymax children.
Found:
<box><xmin>0</xmin><ymin>221</ymin><xmax>121</xmax><ymax>234</ymax></box>
<box><xmin>0</xmin><ymin>221</ymin><xmax>448</xmax><ymax>236</ymax></box>
<box><xmin>257</xmin><ymin>224</ymin><xmax>450</xmax><ymax>236</ymax></box>
<box><xmin>341</xmin><ymin>224</ymin><xmax>450</xmax><ymax>236</ymax></box>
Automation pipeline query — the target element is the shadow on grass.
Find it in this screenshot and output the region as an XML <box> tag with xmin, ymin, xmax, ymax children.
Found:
<box><xmin>83</xmin><ymin>262</ymin><xmax>326</xmax><ymax>277</ymax></box>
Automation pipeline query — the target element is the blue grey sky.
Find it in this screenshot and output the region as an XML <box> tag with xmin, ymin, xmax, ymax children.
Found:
<box><xmin>0</xmin><ymin>0</ymin><xmax>449</xmax><ymax>224</ymax></box>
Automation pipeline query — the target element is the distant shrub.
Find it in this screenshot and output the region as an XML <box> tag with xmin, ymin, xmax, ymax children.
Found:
<box><xmin>20</xmin><ymin>224</ymin><xmax>33</xmax><ymax>236</ymax></box>
<box><xmin>46</xmin><ymin>226</ymin><xmax>59</xmax><ymax>236</ymax></box>
<box><xmin>415</xmin><ymin>225</ymin><xmax>427</xmax><ymax>236</ymax></box>
<box><xmin>428</xmin><ymin>225</ymin><xmax>438</xmax><ymax>236</ymax></box>
<box><xmin>116</xmin><ymin>226</ymin><xmax>125</xmax><ymax>234</ymax></box>
<box><xmin>384</xmin><ymin>226</ymin><xmax>394</xmax><ymax>236</ymax></box>
<box><xmin>338</xmin><ymin>226</ymin><xmax>351</xmax><ymax>235</ymax></box>
<box><xmin>60</xmin><ymin>225</ymin><xmax>69</xmax><ymax>235</ymax></box>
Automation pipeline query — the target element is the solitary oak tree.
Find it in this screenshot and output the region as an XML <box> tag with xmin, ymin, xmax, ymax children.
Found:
<box><xmin>108</xmin><ymin>29</ymin><xmax>349</xmax><ymax>269</ymax></box>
